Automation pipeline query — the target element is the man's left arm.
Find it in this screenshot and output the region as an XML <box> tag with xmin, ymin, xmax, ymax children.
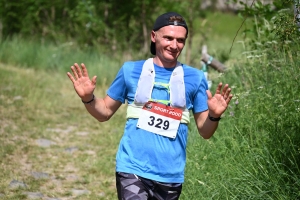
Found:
<box><xmin>194</xmin><ymin>82</ymin><xmax>233</xmax><ymax>139</ymax></box>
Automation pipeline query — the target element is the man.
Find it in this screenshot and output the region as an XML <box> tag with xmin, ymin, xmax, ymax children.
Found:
<box><xmin>67</xmin><ymin>12</ymin><xmax>233</xmax><ymax>200</ymax></box>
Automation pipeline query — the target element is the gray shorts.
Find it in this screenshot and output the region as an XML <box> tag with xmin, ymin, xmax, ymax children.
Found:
<box><xmin>116</xmin><ymin>172</ymin><xmax>182</xmax><ymax>200</ymax></box>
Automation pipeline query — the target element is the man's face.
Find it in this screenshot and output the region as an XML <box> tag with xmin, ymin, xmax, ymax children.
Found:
<box><xmin>152</xmin><ymin>25</ymin><xmax>187</xmax><ymax>64</ymax></box>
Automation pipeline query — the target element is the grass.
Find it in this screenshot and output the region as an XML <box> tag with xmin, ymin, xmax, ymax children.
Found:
<box><xmin>0</xmin><ymin>36</ymin><xmax>123</xmax><ymax>85</ymax></box>
<box><xmin>1</xmin><ymin>44</ymin><xmax>299</xmax><ymax>199</ymax></box>
<box><xmin>180</xmin><ymin>40</ymin><xmax>300</xmax><ymax>199</ymax></box>
<box><xmin>0</xmin><ymin>63</ymin><xmax>126</xmax><ymax>199</ymax></box>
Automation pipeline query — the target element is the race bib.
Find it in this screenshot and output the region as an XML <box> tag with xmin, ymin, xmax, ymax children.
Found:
<box><xmin>136</xmin><ymin>101</ymin><xmax>183</xmax><ymax>139</ymax></box>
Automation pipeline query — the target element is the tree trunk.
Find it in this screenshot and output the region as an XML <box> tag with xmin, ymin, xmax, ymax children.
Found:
<box><xmin>141</xmin><ymin>2</ymin><xmax>148</xmax><ymax>54</ymax></box>
<box><xmin>0</xmin><ymin>19</ymin><xmax>2</xmax><ymax>40</ymax></box>
<box><xmin>185</xmin><ymin>6</ymin><xmax>193</xmax><ymax>65</ymax></box>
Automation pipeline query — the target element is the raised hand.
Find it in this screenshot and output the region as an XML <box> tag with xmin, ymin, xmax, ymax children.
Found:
<box><xmin>206</xmin><ymin>82</ymin><xmax>233</xmax><ymax>118</ymax></box>
<box><xmin>67</xmin><ymin>63</ymin><xmax>97</xmax><ymax>101</ymax></box>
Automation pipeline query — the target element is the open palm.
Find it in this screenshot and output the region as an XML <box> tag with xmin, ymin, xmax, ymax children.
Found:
<box><xmin>67</xmin><ymin>63</ymin><xmax>97</xmax><ymax>100</ymax></box>
<box><xmin>206</xmin><ymin>83</ymin><xmax>233</xmax><ymax>117</ymax></box>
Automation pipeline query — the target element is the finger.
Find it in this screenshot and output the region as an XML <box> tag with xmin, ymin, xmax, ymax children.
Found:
<box><xmin>221</xmin><ymin>84</ymin><xmax>229</xmax><ymax>97</ymax></box>
<box><xmin>81</xmin><ymin>63</ymin><xmax>89</xmax><ymax>77</ymax></box>
<box><xmin>67</xmin><ymin>72</ymin><xmax>76</xmax><ymax>84</ymax></box>
<box><xmin>206</xmin><ymin>90</ymin><xmax>213</xmax><ymax>99</ymax></box>
<box><xmin>215</xmin><ymin>82</ymin><xmax>223</xmax><ymax>94</ymax></box>
<box><xmin>91</xmin><ymin>76</ymin><xmax>97</xmax><ymax>86</ymax></box>
<box><xmin>70</xmin><ymin>65</ymin><xmax>79</xmax><ymax>80</ymax></box>
<box><xmin>226</xmin><ymin>94</ymin><xmax>233</xmax><ymax>104</ymax></box>
<box><xmin>224</xmin><ymin>87</ymin><xmax>231</xmax><ymax>99</ymax></box>
<box><xmin>74</xmin><ymin>63</ymin><xmax>83</xmax><ymax>78</ymax></box>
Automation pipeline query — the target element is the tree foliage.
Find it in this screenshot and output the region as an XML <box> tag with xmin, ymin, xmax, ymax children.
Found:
<box><xmin>0</xmin><ymin>0</ymin><xmax>206</xmax><ymax>59</ymax></box>
<box><xmin>235</xmin><ymin>0</ymin><xmax>300</xmax><ymax>44</ymax></box>
<box><xmin>1</xmin><ymin>1</ymin><xmax>298</xmax><ymax>59</ymax></box>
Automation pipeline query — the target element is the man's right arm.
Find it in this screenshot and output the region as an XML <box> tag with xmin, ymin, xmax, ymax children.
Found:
<box><xmin>67</xmin><ymin>62</ymin><xmax>124</xmax><ymax>122</ymax></box>
<box><xmin>83</xmin><ymin>95</ymin><xmax>122</xmax><ymax>122</ymax></box>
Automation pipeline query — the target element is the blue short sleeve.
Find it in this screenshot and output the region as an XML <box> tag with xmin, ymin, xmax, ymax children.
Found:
<box><xmin>192</xmin><ymin>71</ymin><xmax>208</xmax><ymax>113</ymax></box>
<box><xmin>107</xmin><ymin>65</ymin><xmax>127</xmax><ymax>104</ymax></box>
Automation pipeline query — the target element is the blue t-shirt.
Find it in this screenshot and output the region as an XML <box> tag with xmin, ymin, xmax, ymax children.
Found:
<box><xmin>107</xmin><ymin>60</ymin><xmax>208</xmax><ymax>183</ymax></box>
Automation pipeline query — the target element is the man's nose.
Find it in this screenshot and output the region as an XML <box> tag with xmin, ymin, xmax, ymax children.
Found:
<box><xmin>170</xmin><ymin>40</ymin><xmax>177</xmax><ymax>49</ymax></box>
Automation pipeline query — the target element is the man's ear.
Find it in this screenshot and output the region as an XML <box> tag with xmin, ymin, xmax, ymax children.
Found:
<box><xmin>151</xmin><ymin>31</ymin><xmax>156</xmax><ymax>43</ymax></box>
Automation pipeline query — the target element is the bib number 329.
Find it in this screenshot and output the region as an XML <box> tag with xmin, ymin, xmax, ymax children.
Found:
<box><xmin>148</xmin><ymin>116</ymin><xmax>169</xmax><ymax>130</ymax></box>
<box><xmin>137</xmin><ymin>102</ymin><xmax>182</xmax><ymax>139</ymax></box>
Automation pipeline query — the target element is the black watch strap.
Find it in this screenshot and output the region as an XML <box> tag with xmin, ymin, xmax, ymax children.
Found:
<box><xmin>208</xmin><ymin>114</ymin><xmax>221</xmax><ymax>121</ymax></box>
